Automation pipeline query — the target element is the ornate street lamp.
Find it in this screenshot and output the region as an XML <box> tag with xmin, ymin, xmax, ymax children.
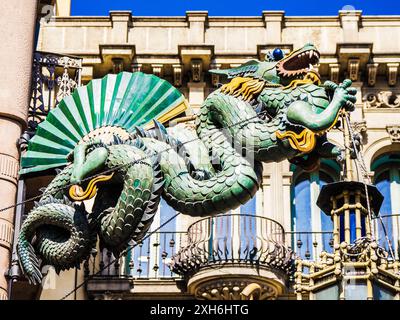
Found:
<box><xmin>295</xmin><ymin>111</ymin><xmax>400</xmax><ymax>300</ymax></box>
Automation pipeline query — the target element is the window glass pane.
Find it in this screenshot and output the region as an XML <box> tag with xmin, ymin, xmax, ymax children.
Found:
<box><xmin>158</xmin><ymin>199</ymin><xmax>178</xmax><ymax>276</ymax></box>
<box><xmin>373</xmin><ymin>284</ymin><xmax>395</xmax><ymax>300</ymax></box>
<box><xmin>293</xmin><ymin>174</ymin><xmax>312</xmax><ymax>232</ymax></box>
<box><xmin>159</xmin><ymin>198</ymin><xmax>177</xmax><ymax>232</ymax></box>
<box><xmin>344</xmin><ymin>280</ymin><xmax>368</xmax><ymax>300</ymax></box>
<box><xmin>240</xmin><ymin>196</ymin><xmax>256</xmax><ymax>216</ymax></box>
<box><xmin>292</xmin><ymin>173</ymin><xmax>311</xmax><ymax>258</ymax></box>
<box><xmin>375</xmin><ymin>171</ymin><xmax>393</xmax><ymax>250</ymax></box>
<box><xmin>319</xmin><ymin>172</ymin><xmax>334</xmax><ymax>252</ymax></box>
<box><xmin>315</xmin><ymin>284</ymin><xmax>339</xmax><ymax>300</ymax></box>
<box><xmin>240</xmin><ymin>197</ymin><xmax>257</xmax><ymax>259</ymax></box>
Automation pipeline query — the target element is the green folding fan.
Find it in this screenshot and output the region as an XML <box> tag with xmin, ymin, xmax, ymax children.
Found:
<box><xmin>21</xmin><ymin>72</ymin><xmax>188</xmax><ymax>175</ymax></box>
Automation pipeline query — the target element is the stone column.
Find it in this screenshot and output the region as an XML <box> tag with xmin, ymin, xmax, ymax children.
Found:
<box><xmin>0</xmin><ymin>1</ymin><xmax>38</xmax><ymax>299</ymax></box>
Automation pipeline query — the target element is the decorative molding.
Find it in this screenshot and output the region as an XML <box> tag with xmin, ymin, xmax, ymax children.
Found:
<box><xmin>0</xmin><ymin>219</ymin><xmax>14</xmax><ymax>249</ymax></box>
<box><xmin>56</xmin><ymin>68</ymin><xmax>78</xmax><ymax>104</ymax></box>
<box><xmin>190</xmin><ymin>59</ymin><xmax>202</xmax><ymax>82</ymax></box>
<box><xmin>29</xmin><ymin>51</ymin><xmax>82</xmax><ymax>131</ymax></box>
<box><xmin>0</xmin><ymin>287</ymin><xmax>7</xmax><ymax>301</ymax></box>
<box><xmin>351</xmin><ymin>120</ymin><xmax>368</xmax><ymax>146</ymax></box>
<box><xmin>329</xmin><ymin>63</ymin><xmax>340</xmax><ymax>83</ymax></box>
<box><xmin>131</xmin><ymin>62</ymin><xmax>142</xmax><ymax>73</ymax></box>
<box><xmin>0</xmin><ymin>154</ymin><xmax>19</xmax><ymax>183</ymax></box>
<box><xmin>210</xmin><ymin>62</ymin><xmax>221</xmax><ymax>87</ymax></box>
<box><xmin>366</xmin><ymin>63</ymin><xmax>378</xmax><ymax>87</ymax></box>
<box><xmin>386</xmin><ymin>126</ymin><xmax>400</xmax><ymax>143</ymax></box>
<box><xmin>347</xmin><ymin>58</ymin><xmax>360</xmax><ymax>82</ymax></box>
<box><xmin>111</xmin><ymin>58</ymin><xmax>124</xmax><ymax>74</ymax></box>
<box><xmin>196</xmin><ymin>280</ymin><xmax>278</xmax><ymax>300</ymax></box>
<box><xmin>151</xmin><ymin>64</ymin><xmax>163</xmax><ymax>78</ymax></box>
<box><xmin>351</xmin><ymin>120</ymin><xmax>367</xmax><ymax>134</ymax></box>
<box><xmin>387</xmin><ymin>63</ymin><xmax>399</xmax><ymax>86</ymax></box>
<box><xmin>170</xmin><ymin>214</ymin><xmax>294</xmax><ymax>276</ymax></box>
<box><xmin>172</xmin><ymin>64</ymin><xmax>182</xmax><ymax>87</ymax></box>
<box><xmin>364</xmin><ymin>91</ymin><xmax>400</xmax><ymax>108</ymax></box>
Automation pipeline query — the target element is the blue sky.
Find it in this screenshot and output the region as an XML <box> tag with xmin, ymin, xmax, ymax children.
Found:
<box><xmin>71</xmin><ymin>0</ymin><xmax>400</xmax><ymax>16</ymax></box>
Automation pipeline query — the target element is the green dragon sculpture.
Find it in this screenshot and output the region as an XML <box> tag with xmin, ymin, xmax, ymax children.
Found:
<box><xmin>17</xmin><ymin>44</ymin><xmax>356</xmax><ymax>284</ymax></box>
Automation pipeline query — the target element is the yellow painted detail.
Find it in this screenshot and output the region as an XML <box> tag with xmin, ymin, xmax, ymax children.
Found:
<box><xmin>144</xmin><ymin>99</ymin><xmax>189</xmax><ymax>130</ymax></box>
<box><xmin>276</xmin><ymin>128</ymin><xmax>316</xmax><ymax>153</ymax></box>
<box><xmin>282</xmin><ymin>71</ymin><xmax>321</xmax><ymax>90</ymax></box>
<box><xmin>220</xmin><ymin>77</ymin><xmax>272</xmax><ymax>102</ymax></box>
<box><xmin>69</xmin><ymin>172</ymin><xmax>114</xmax><ymax>201</ymax></box>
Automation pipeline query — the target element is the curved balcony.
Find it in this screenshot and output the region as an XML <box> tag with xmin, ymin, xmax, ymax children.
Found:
<box><xmin>170</xmin><ymin>214</ymin><xmax>294</xmax><ymax>300</ymax></box>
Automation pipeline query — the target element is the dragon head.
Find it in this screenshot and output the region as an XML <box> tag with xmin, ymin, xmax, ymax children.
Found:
<box><xmin>275</xmin><ymin>43</ymin><xmax>320</xmax><ymax>85</ymax></box>
<box><xmin>68</xmin><ymin>141</ymin><xmax>114</xmax><ymax>201</ymax></box>
<box><xmin>214</xmin><ymin>44</ymin><xmax>322</xmax><ymax>101</ymax></box>
<box><xmin>256</xmin><ymin>43</ymin><xmax>321</xmax><ymax>87</ymax></box>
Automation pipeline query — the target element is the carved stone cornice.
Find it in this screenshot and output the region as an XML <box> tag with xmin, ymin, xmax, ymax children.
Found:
<box><xmin>190</xmin><ymin>59</ymin><xmax>202</xmax><ymax>82</ymax></box>
<box><xmin>151</xmin><ymin>64</ymin><xmax>163</xmax><ymax>78</ymax></box>
<box><xmin>387</xmin><ymin>63</ymin><xmax>399</xmax><ymax>86</ymax></box>
<box><xmin>172</xmin><ymin>64</ymin><xmax>183</xmax><ymax>87</ymax></box>
<box><xmin>329</xmin><ymin>63</ymin><xmax>340</xmax><ymax>83</ymax></box>
<box><xmin>131</xmin><ymin>62</ymin><xmax>142</xmax><ymax>73</ymax></box>
<box><xmin>348</xmin><ymin>58</ymin><xmax>360</xmax><ymax>82</ymax></box>
<box><xmin>111</xmin><ymin>58</ymin><xmax>124</xmax><ymax>74</ymax></box>
<box><xmin>366</xmin><ymin>63</ymin><xmax>379</xmax><ymax>87</ymax></box>
<box><xmin>209</xmin><ymin>62</ymin><xmax>221</xmax><ymax>87</ymax></box>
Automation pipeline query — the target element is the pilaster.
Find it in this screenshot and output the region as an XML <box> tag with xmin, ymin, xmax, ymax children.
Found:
<box><xmin>0</xmin><ymin>0</ymin><xmax>38</xmax><ymax>299</ymax></box>
<box><xmin>186</xmin><ymin>11</ymin><xmax>208</xmax><ymax>45</ymax></box>
<box><xmin>262</xmin><ymin>11</ymin><xmax>285</xmax><ymax>44</ymax></box>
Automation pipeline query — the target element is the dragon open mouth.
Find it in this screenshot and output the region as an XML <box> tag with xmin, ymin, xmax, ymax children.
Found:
<box><xmin>277</xmin><ymin>46</ymin><xmax>320</xmax><ymax>79</ymax></box>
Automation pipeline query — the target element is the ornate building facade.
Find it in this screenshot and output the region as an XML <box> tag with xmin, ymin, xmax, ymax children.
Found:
<box><xmin>1</xmin><ymin>0</ymin><xmax>400</xmax><ymax>300</ymax></box>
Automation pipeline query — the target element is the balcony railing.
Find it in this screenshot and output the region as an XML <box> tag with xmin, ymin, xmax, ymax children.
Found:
<box><xmin>84</xmin><ymin>231</ymin><xmax>186</xmax><ymax>279</ymax></box>
<box><xmin>170</xmin><ymin>214</ymin><xmax>294</xmax><ymax>276</ymax></box>
<box><xmin>28</xmin><ymin>51</ymin><xmax>82</xmax><ymax>132</ymax></box>
<box><xmin>373</xmin><ymin>213</ymin><xmax>400</xmax><ymax>260</ymax></box>
<box><xmin>286</xmin><ymin>231</ymin><xmax>334</xmax><ymax>261</ymax></box>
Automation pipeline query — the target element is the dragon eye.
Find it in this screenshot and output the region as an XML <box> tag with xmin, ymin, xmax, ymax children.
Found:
<box><xmin>272</xmin><ymin>48</ymin><xmax>285</xmax><ymax>61</ymax></box>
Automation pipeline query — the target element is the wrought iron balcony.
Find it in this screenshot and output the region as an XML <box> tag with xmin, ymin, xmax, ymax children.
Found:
<box><xmin>171</xmin><ymin>214</ymin><xmax>293</xmax><ymax>272</ymax></box>
<box><xmin>84</xmin><ymin>231</ymin><xmax>186</xmax><ymax>279</ymax></box>
<box><xmin>170</xmin><ymin>214</ymin><xmax>294</xmax><ymax>300</ymax></box>
<box><xmin>287</xmin><ymin>213</ymin><xmax>400</xmax><ymax>261</ymax></box>
<box><xmin>287</xmin><ymin>231</ymin><xmax>334</xmax><ymax>261</ymax></box>
<box><xmin>373</xmin><ymin>213</ymin><xmax>400</xmax><ymax>260</ymax></box>
<box><xmin>84</xmin><ymin>231</ymin><xmax>187</xmax><ymax>299</ymax></box>
<box><xmin>28</xmin><ymin>51</ymin><xmax>82</xmax><ymax>132</ymax></box>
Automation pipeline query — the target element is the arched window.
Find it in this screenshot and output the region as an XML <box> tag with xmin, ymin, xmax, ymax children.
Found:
<box><xmin>291</xmin><ymin>161</ymin><xmax>339</xmax><ymax>259</ymax></box>
<box><xmin>372</xmin><ymin>153</ymin><xmax>400</xmax><ymax>258</ymax></box>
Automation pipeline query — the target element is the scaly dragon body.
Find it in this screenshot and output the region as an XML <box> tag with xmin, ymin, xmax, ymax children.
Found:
<box><xmin>17</xmin><ymin>44</ymin><xmax>357</xmax><ymax>284</ymax></box>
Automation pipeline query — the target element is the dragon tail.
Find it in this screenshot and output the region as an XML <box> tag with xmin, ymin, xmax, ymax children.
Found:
<box><xmin>17</xmin><ymin>202</ymin><xmax>95</xmax><ymax>285</ymax></box>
